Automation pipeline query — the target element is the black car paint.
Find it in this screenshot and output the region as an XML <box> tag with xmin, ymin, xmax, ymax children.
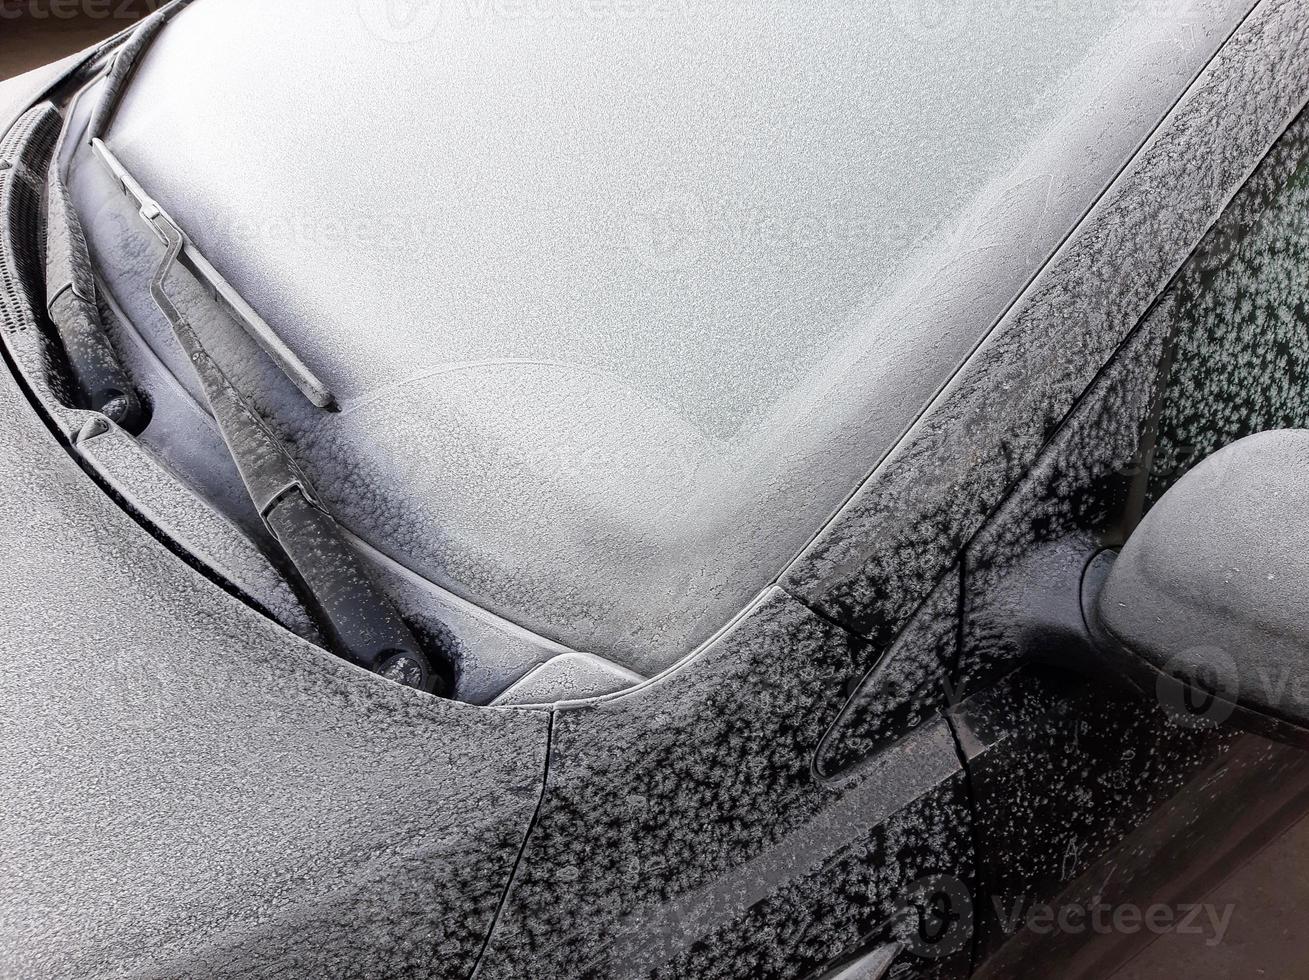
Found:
<box><xmin>1</xmin><ymin>4</ymin><xmax>1309</xmax><ymax>978</ymax></box>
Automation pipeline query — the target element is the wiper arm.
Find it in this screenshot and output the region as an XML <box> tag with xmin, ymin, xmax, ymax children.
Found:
<box><xmin>95</xmin><ymin>142</ymin><xmax>448</xmax><ymax>696</ymax></box>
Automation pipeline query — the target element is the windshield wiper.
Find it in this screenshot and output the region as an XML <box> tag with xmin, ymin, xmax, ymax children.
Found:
<box><xmin>92</xmin><ymin>139</ymin><xmax>449</xmax><ymax>697</ymax></box>
<box><xmin>91</xmin><ymin>140</ymin><xmax>334</xmax><ymax>410</ymax></box>
<box><xmin>85</xmin><ymin>0</ymin><xmax>334</xmax><ymax>412</ymax></box>
<box><xmin>45</xmin><ymin>113</ymin><xmax>143</xmax><ymax>430</ymax></box>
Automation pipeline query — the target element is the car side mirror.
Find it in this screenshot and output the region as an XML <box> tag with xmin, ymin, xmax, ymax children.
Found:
<box><xmin>1095</xmin><ymin>429</ymin><xmax>1309</xmax><ymax>742</ymax></box>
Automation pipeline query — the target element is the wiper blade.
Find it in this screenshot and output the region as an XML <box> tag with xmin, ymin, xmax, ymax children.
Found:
<box><xmin>95</xmin><ymin>142</ymin><xmax>448</xmax><ymax>696</ymax></box>
<box><xmin>84</xmin><ymin>0</ymin><xmax>333</xmax><ymax>409</ymax></box>
<box><xmin>92</xmin><ymin>139</ymin><xmax>335</xmax><ymax>411</ymax></box>
<box><xmin>85</xmin><ymin>0</ymin><xmax>196</xmax><ymax>145</ymax></box>
<box><xmin>45</xmin><ymin>124</ymin><xmax>143</xmax><ymax>429</ymax></box>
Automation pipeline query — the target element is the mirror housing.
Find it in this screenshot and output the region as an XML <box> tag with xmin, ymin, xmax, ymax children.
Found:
<box><xmin>1096</xmin><ymin>430</ymin><xmax>1309</xmax><ymax>739</ymax></box>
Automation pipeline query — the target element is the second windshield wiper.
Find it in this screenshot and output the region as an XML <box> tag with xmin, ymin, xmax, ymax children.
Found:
<box><xmin>92</xmin><ymin>139</ymin><xmax>449</xmax><ymax>697</ymax></box>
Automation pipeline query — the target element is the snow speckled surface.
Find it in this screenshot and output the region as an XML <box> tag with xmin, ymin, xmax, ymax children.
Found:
<box><xmin>88</xmin><ymin>0</ymin><xmax>1252</xmax><ymax>671</ymax></box>
<box><xmin>477</xmin><ymin>590</ymin><xmax>973</xmax><ymax>979</ymax></box>
<box><xmin>0</xmin><ymin>97</ymin><xmax>552</xmax><ymax>971</ymax></box>
<box><xmin>3</xmin><ymin>2</ymin><xmax>1309</xmax><ymax>977</ymax></box>
<box><xmin>785</xmin><ymin>0</ymin><xmax>1309</xmax><ymax>643</ymax></box>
